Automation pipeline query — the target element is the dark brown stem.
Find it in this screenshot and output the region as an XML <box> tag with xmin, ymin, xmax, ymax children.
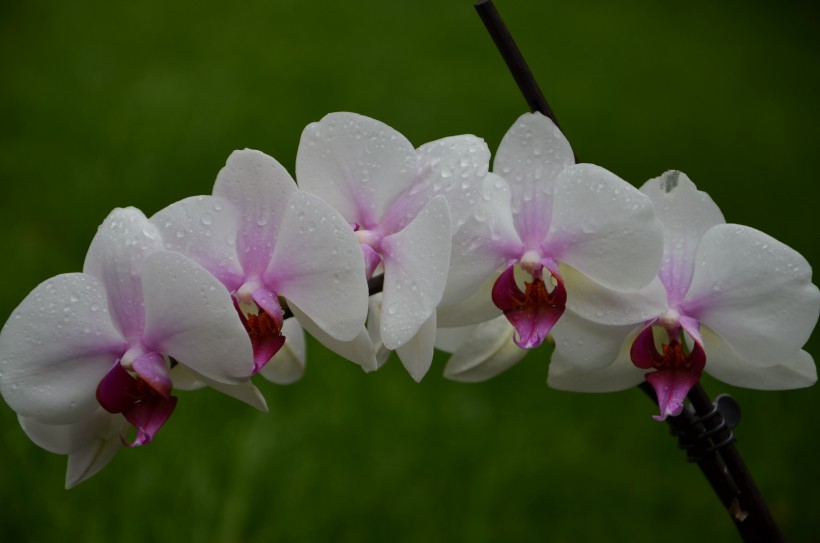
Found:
<box><xmin>474</xmin><ymin>0</ymin><xmax>561</xmax><ymax>128</ymax></box>
<box><xmin>687</xmin><ymin>383</ymin><xmax>784</xmax><ymax>542</ymax></box>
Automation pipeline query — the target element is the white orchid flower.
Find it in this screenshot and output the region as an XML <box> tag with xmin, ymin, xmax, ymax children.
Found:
<box><xmin>296</xmin><ymin>112</ymin><xmax>491</xmax><ymax>381</ymax></box>
<box><xmin>0</xmin><ymin>207</ymin><xmax>259</xmax><ymax>486</ymax></box>
<box><xmin>548</xmin><ymin>171</ymin><xmax>819</xmax><ymax>420</ymax></box>
<box><xmin>438</xmin><ymin>112</ymin><xmax>664</xmax><ymax>351</ymax></box>
<box><xmin>151</xmin><ymin>149</ymin><xmax>369</xmax><ymax>376</ymax></box>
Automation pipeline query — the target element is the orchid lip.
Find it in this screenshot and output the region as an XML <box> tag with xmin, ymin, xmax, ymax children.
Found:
<box><xmin>491</xmin><ymin>263</ymin><xmax>567</xmax><ymax>349</ymax></box>
<box><xmin>630</xmin><ymin>321</ymin><xmax>706</xmax><ymax>421</ymax></box>
<box><xmin>232</xmin><ymin>288</ymin><xmax>286</xmax><ymax>374</ymax></box>
<box><xmin>95</xmin><ymin>352</ymin><xmax>177</xmax><ymax>446</ymax></box>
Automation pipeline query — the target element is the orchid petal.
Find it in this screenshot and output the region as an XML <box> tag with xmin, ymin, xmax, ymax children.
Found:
<box><xmin>151</xmin><ymin>195</ymin><xmax>246</xmax><ymax>291</ymax></box>
<box><xmin>19</xmin><ymin>410</ymin><xmax>126</xmax><ymax>488</ymax></box>
<box><xmin>382</xmin><ymin>135</ymin><xmax>490</xmax><ymax>233</ymax></box>
<box><xmin>701</xmin><ymin>328</ymin><xmax>817</xmax><ymax>390</ymax></box>
<box><xmin>290</xmin><ymin>304</ymin><xmax>378</xmax><ymax>372</ymax></box>
<box><xmin>683</xmin><ymin>224</ymin><xmax>820</xmax><ymax>367</ymax></box>
<box><xmin>170</xmin><ymin>364</ymin><xmax>268</xmax><ymax>411</ymax></box>
<box><xmin>550</xmin><ymin>310</ymin><xmax>639</xmax><ymax>371</ymax></box>
<box><xmin>170</xmin><ymin>364</ymin><xmax>206</xmax><ymax>391</ymax></box>
<box><xmin>203</xmin><ymin>380</ymin><xmax>268</xmax><ymax>412</ymax></box>
<box><xmin>544</xmin><ymin>163</ymin><xmax>663</xmax><ymax>290</ymax></box>
<box><xmin>395</xmin><ymin>312</ymin><xmax>437</xmax><ymax>382</ymax></box>
<box><xmin>266</xmin><ymin>190</ymin><xmax>368</xmax><ymax>342</ymax></box>
<box><xmin>213</xmin><ymin>149</ymin><xmax>297</xmax><ymax>274</ymax></box>
<box><xmin>443</xmin><ymin>173</ymin><xmax>522</xmax><ymax>306</ymax></box>
<box><xmin>0</xmin><ymin>273</ymin><xmax>126</xmax><ymax>424</ymax></box>
<box><xmin>437</xmin><ymin>274</ymin><xmax>503</xmax><ymax>328</ymax></box>
<box><xmin>380</xmin><ymin>195</ymin><xmax>451</xmax><ymax>349</ymax></box>
<box><xmin>296</xmin><ymin>112</ymin><xmax>417</xmax><ymax>227</ymax></box>
<box><xmin>561</xmin><ymin>265</ymin><xmax>668</xmax><ymax>326</ymax></box>
<box><xmin>441</xmin><ymin>316</ymin><xmax>528</xmax><ymax>382</ymax></box>
<box><xmin>141</xmin><ymin>251</ymin><xmax>254</xmax><ymax>384</ymax></box>
<box><xmin>433</xmin><ymin>325</ymin><xmax>474</xmax><ymax>353</ymax></box>
<box><xmin>547</xmin><ymin>340</ymin><xmax>646</xmax><ymax>392</ymax></box>
<box><xmin>83</xmin><ymin>207</ymin><xmax>165</xmax><ymax>341</ymax></box>
<box><xmin>361</xmin><ymin>244</ymin><xmax>382</xmax><ymax>279</ymax></box>
<box><xmin>640</xmin><ymin>171</ymin><xmax>725</xmax><ymax>303</ymax></box>
<box><xmin>494</xmin><ymin>112</ymin><xmax>574</xmax><ymax>245</ymax></box>
<box><xmin>366</xmin><ymin>292</ymin><xmax>392</xmax><ymax>369</ymax></box>
<box><xmin>259</xmin><ymin>317</ymin><xmax>307</xmax><ymax>385</ymax></box>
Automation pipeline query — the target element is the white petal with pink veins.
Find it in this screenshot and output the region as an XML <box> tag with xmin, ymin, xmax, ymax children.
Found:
<box><xmin>83</xmin><ymin>207</ymin><xmax>166</xmax><ymax>342</ymax></box>
<box><xmin>383</xmin><ymin>134</ymin><xmax>490</xmax><ymax>233</ymax></box>
<box><xmin>545</xmin><ymin>164</ymin><xmax>663</xmax><ymax>291</ymax></box>
<box><xmin>683</xmin><ymin>224</ymin><xmax>820</xmax><ymax>367</ymax></box>
<box><xmin>297</xmin><ymin>112</ymin><xmax>418</xmax><ymax>227</ymax></box>
<box><xmin>151</xmin><ymin>195</ymin><xmax>246</xmax><ymax>291</ymax></box>
<box><xmin>640</xmin><ymin>171</ymin><xmax>725</xmax><ymax>304</ymax></box>
<box><xmin>380</xmin><ymin>195</ymin><xmax>451</xmax><ymax>349</ymax></box>
<box><xmin>0</xmin><ymin>273</ymin><xmax>126</xmax><ymax>424</ymax></box>
<box><xmin>266</xmin><ymin>191</ymin><xmax>368</xmax><ymax>342</ymax></box>
<box><xmin>443</xmin><ymin>173</ymin><xmax>521</xmax><ymax>306</ymax></box>
<box><xmin>141</xmin><ymin>251</ymin><xmax>254</xmax><ymax>384</ymax></box>
<box><xmin>213</xmin><ymin>149</ymin><xmax>297</xmax><ymax>274</ymax></box>
<box><xmin>494</xmin><ymin>112</ymin><xmax>574</xmax><ymax>246</ymax></box>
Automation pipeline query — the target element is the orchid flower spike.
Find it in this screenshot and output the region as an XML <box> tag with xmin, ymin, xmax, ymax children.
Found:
<box><xmin>151</xmin><ymin>149</ymin><xmax>369</xmax><ymax>377</ymax></box>
<box><xmin>296</xmin><ymin>112</ymin><xmax>490</xmax><ymax>381</ymax></box>
<box><xmin>438</xmin><ymin>112</ymin><xmax>663</xmax><ymax>349</ymax></box>
<box><xmin>548</xmin><ymin>171</ymin><xmax>819</xmax><ymax>420</ymax></box>
<box><xmin>0</xmin><ymin>207</ymin><xmax>259</xmax><ymax>487</ymax></box>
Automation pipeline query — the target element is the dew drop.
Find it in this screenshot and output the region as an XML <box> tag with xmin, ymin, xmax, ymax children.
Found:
<box><xmin>201</xmin><ymin>213</ymin><xmax>214</xmax><ymax>226</ymax></box>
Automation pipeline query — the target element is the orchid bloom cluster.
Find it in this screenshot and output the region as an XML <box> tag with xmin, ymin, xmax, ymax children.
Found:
<box><xmin>1</xmin><ymin>112</ymin><xmax>817</xmax><ymax>487</ymax></box>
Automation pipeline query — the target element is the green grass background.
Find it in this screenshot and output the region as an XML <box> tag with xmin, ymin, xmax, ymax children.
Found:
<box><xmin>1</xmin><ymin>0</ymin><xmax>818</xmax><ymax>541</ymax></box>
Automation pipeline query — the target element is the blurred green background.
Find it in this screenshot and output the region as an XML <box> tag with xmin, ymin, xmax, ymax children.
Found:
<box><xmin>1</xmin><ymin>0</ymin><xmax>818</xmax><ymax>541</ymax></box>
